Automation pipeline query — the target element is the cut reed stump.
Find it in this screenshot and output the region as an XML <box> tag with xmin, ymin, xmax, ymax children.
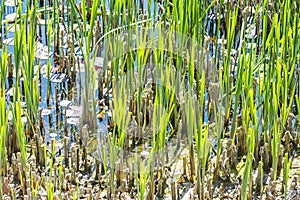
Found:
<box><xmin>64</xmin><ymin>136</ymin><xmax>69</xmax><ymax>168</ymax></box>
<box><xmin>171</xmin><ymin>181</ymin><xmax>176</xmax><ymax>200</ymax></box>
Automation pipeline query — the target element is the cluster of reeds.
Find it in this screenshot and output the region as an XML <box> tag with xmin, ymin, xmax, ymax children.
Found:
<box><xmin>98</xmin><ymin>0</ymin><xmax>300</xmax><ymax>198</ymax></box>
<box><xmin>0</xmin><ymin>0</ymin><xmax>299</xmax><ymax>199</ymax></box>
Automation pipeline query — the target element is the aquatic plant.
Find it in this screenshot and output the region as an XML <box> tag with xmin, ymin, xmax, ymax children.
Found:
<box><xmin>0</xmin><ymin>93</ymin><xmax>8</xmax><ymax>198</ymax></box>
<box><xmin>10</xmin><ymin>89</ymin><xmax>27</xmax><ymax>173</ymax></box>
<box><xmin>69</xmin><ymin>0</ymin><xmax>100</xmax><ymax>131</ymax></box>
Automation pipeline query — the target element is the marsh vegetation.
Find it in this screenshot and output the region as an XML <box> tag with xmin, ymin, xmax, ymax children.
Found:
<box><xmin>0</xmin><ymin>0</ymin><xmax>300</xmax><ymax>199</ymax></box>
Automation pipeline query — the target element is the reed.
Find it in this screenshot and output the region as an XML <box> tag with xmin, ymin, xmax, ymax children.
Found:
<box><xmin>0</xmin><ymin>36</ymin><xmax>8</xmax><ymax>197</ymax></box>
<box><xmin>0</xmin><ymin>94</ymin><xmax>8</xmax><ymax>197</ymax></box>
<box><xmin>21</xmin><ymin>10</ymin><xmax>40</xmax><ymax>137</ymax></box>
<box><xmin>10</xmin><ymin>88</ymin><xmax>27</xmax><ymax>172</ymax></box>
<box><xmin>69</xmin><ymin>0</ymin><xmax>100</xmax><ymax>131</ymax></box>
<box><xmin>241</xmin><ymin>127</ymin><xmax>255</xmax><ymax>200</ymax></box>
<box><xmin>283</xmin><ymin>153</ymin><xmax>290</xmax><ymax>199</ymax></box>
